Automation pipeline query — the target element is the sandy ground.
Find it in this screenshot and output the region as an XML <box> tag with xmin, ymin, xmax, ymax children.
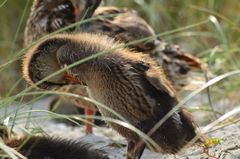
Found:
<box><xmin>2</xmin><ymin>96</ymin><xmax>240</xmax><ymax>159</ymax></box>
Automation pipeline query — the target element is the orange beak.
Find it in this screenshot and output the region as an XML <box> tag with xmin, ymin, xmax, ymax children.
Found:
<box><xmin>65</xmin><ymin>72</ymin><xmax>81</xmax><ymax>84</ymax></box>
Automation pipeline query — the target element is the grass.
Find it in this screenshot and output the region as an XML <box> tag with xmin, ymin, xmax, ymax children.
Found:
<box><xmin>0</xmin><ymin>0</ymin><xmax>240</xmax><ymax>158</ymax></box>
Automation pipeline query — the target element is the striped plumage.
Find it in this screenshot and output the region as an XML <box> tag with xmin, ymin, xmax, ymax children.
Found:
<box><xmin>22</xmin><ymin>33</ymin><xmax>203</xmax><ymax>159</ymax></box>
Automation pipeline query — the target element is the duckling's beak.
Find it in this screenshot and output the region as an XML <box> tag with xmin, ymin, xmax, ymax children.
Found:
<box><xmin>65</xmin><ymin>72</ymin><xmax>80</xmax><ymax>84</ymax></box>
<box><xmin>64</xmin><ymin>71</ymin><xmax>83</xmax><ymax>85</ymax></box>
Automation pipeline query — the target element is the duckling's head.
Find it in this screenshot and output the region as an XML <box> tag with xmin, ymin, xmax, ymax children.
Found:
<box><xmin>23</xmin><ymin>33</ymin><xmax>118</xmax><ymax>90</ymax></box>
<box><xmin>23</xmin><ymin>36</ymin><xmax>71</xmax><ymax>90</ymax></box>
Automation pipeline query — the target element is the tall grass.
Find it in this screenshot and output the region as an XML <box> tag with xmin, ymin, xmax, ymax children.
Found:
<box><xmin>0</xmin><ymin>0</ymin><xmax>240</xmax><ymax>158</ymax></box>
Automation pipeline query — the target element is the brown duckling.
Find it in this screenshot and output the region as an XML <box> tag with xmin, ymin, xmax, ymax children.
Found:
<box><xmin>22</xmin><ymin>33</ymin><xmax>203</xmax><ymax>159</ymax></box>
<box><xmin>2</xmin><ymin>136</ymin><xmax>109</xmax><ymax>159</ymax></box>
<box><xmin>24</xmin><ymin>0</ymin><xmax>101</xmax><ymax>46</ymax></box>
<box><xmin>24</xmin><ymin>0</ymin><xmax>204</xmax><ymax>134</ymax></box>
<box><xmin>0</xmin><ymin>123</ymin><xmax>109</xmax><ymax>159</ymax></box>
<box><xmin>5</xmin><ymin>136</ymin><xmax>109</xmax><ymax>159</ymax></box>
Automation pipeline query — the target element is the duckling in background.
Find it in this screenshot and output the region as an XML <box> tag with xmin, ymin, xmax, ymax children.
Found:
<box><xmin>22</xmin><ymin>33</ymin><xmax>204</xmax><ymax>159</ymax></box>
<box><xmin>24</xmin><ymin>0</ymin><xmax>102</xmax><ymax>46</ymax></box>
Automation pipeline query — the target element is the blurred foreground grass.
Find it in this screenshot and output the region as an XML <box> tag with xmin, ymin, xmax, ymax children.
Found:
<box><xmin>0</xmin><ymin>0</ymin><xmax>239</xmax><ymax>123</ymax></box>
<box><xmin>0</xmin><ymin>0</ymin><xmax>240</xmax><ymax>158</ymax></box>
<box><xmin>0</xmin><ymin>0</ymin><xmax>239</xmax><ymax>132</ymax></box>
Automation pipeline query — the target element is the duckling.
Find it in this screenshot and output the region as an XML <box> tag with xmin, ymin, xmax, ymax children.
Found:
<box><xmin>0</xmin><ymin>123</ymin><xmax>109</xmax><ymax>159</ymax></box>
<box><xmin>2</xmin><ymin>136</ymin><xmax>109</xmax><ymax>159</ymax></box>
<box><xmin>22</xmin><ymin>33</ymin><xmax>203</xmax><ymax>159</ymax></box>
<box><xmin>24</xmin><ymin>0</ymin><xmax>204</xmax><ymax>134</ymax></box>
<box><xmin>7</xmin><ymin>136</ymin><xmax>110</xmax><ymax>159</ymax></box>
<box><xmin>24</xmin><ymin>0</ymin><xmax>101</xmax><ymax>46</ymax></box>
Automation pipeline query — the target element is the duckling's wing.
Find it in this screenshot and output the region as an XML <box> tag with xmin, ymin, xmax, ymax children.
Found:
<box><xmin>129</xmin><ymin>61</ymin><xmax>201</xmax><ymax>144</ymax></box>
<box><xmin>126</xmin><ymin>60</ymin><xmax>179</xmax><ymax>116</ymax></box>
